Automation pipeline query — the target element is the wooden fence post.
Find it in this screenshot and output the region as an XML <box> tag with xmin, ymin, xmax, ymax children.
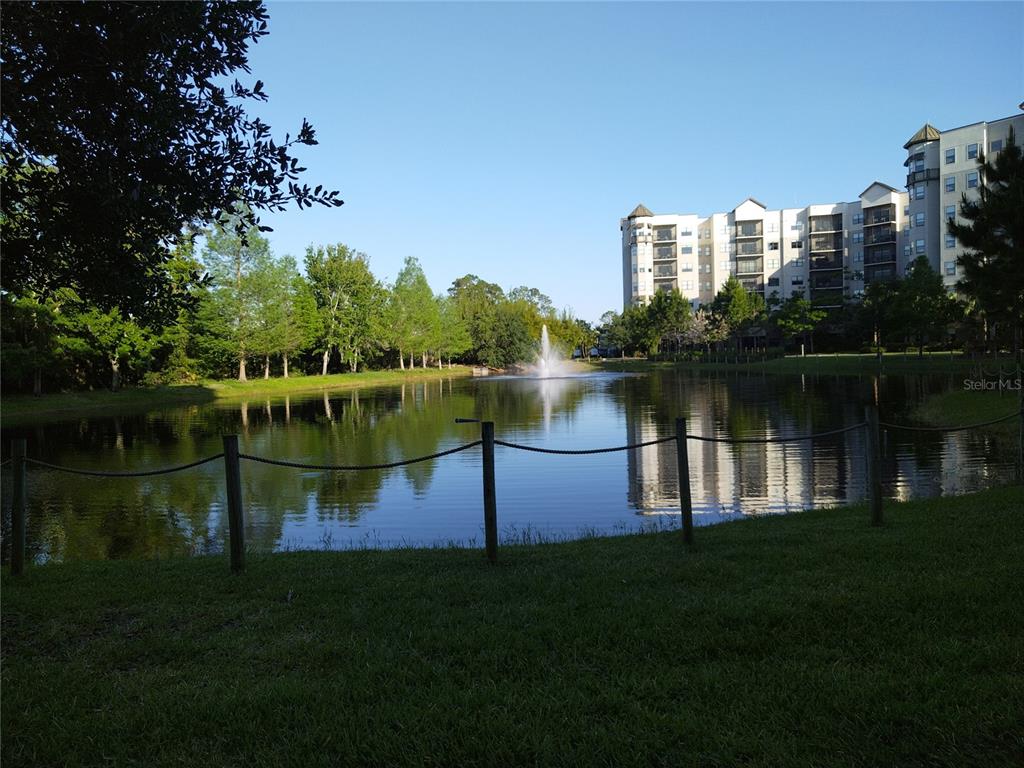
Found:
<box><xmin>481</xmin><ymin>421</ymin><xmax>498</xmax><ymax>563</ymax></box>
<box><xmin>222</xmin><ymin>435</ymin><xmax>245</xmax><ymax>573</ymax></box>
<box><xmin>675</xmin><ymin>417</ymin><xmax>694</xmax><ymax>545</ymax></box>
<box><xmin>864</xmin><ymin>406</ymin><xmax>883</xmax><ymax>526</ymax></box>
<box><xmin>11</xmin><ymin>439</ymin><xmax>27</xmax><ymax>576</ymax></box>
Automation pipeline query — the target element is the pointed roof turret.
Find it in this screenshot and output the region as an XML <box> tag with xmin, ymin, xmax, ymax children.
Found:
<box><xmin>903</xmin><ymin>123</ymin><xmax>941</xmax><ymax>149</ymax></box>
<box><xmin>627</xmin><ymin>203</ymin><xmax>654</xmax><ymax>218</ymax></box>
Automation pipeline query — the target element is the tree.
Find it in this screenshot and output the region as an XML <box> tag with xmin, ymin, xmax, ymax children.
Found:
<box><xmin>476</xmin><ymin>304</ymin><xmax>533</xmax><ymax>368</ymax></box>
<box><xmin>646</xmin><ymin>289</ymin><xmax>692</xmax><ymax>357</ymax></box>
<box><xmin>889</xmin><ymin>256</ymin><xmax>957</xmax><ymax>356</ymax></box>
<box><xmin>448</xmin><ymin>275</ymin><xmax>505</xmax><ymax>360</ymax></box>
<box><xmin>949</xmin><ymin>127</ymin><xmax>1024</xmax><ymax>357</ymax></box>
<box><xmin>437</xmin><ymin>296</ymin><xmax>472</xmax><ymax>367</ymax></box>
<box><xmin>277</xmin><ymin>268</ymin><xmax>319</xmax><ymax>377</ymax></box>
<box><xmin>305</xmin><ymin>244</ymin><xmax>383</xmax><ymax>375</ymax></box>
<box><xmin>1</xmin><ymin>2</ymin><xmax>343</xmax><ymax>318</ymax></box>
<box><xmin>711</xmin><ymin>276</ymin><xmax>766</xmax><ymax>351</ymax></box>
<box><xmin>392</xmin><ymin>257</ymin><xmax>439</xmax><ymax>369</ymax></box>
<box><xmin>507</xmin><ymin>286</ymin><xmax>554</xmax><ymax>316</ymax></box>
<box><xmin>201</xmin><ymin>214</ymin><xmax>274</xmax><ymax>381</ymax></box>
<box><xmin>772</xmin><ymin>294</ymin><xmax>826</xmax><ymax>353</ymax></box>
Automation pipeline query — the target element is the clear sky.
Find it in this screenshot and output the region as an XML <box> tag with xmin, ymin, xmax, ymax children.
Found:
<box><xmin>246</xmin><ymin>1</ymin><xmax>1023</xmax><ymax>322</ymax></box>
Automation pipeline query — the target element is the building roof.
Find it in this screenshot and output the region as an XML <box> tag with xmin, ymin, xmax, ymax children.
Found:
<box><xmin>859</xmin><ymin>181</ymin><xmax>899</xmax><ymax>198</ymax></box>
<box><xmin>903</xmin><ymin>123</ymin><xmax>941</xmax><ymax>149</ymax></box>
<box><xmin>733</xmin><ymin>197</ymin><xmax>767</xmax><ymax>211</ymax></box>
<box><xmin>627</xmin><ymin>203</ymin><xmax>654</xmax><ymax>218</ymax></box>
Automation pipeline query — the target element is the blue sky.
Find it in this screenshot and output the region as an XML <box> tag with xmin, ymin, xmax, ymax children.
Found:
<box><xmin>246</xmin><ymin>2</ymin><xmax>1023</xmax><ymax>322</ymax></box>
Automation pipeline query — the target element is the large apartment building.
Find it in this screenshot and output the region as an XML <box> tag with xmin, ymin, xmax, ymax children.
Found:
<box><xmin>621</xmin><ymin>110</ymin><xmax>1024</xmax><ymax>310</ymax></box>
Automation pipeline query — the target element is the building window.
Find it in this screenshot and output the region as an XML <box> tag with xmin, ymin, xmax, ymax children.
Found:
<box><xmin>681</xmin><ymin>262</ymin><xmax>693</xmax><ymax>271</ymax></box>
<box><xmin>681</xmin><ymin>246</ymin><xmax>693</xmax><ymax>254</ymax></box>
<box><xmin>768</xmin><ymin>242</ymin><xmax>779</xmax><ymax>251</ymax></box>
<box><xmin>793</xmin><ymin>221</ymin><xmax>804</xmax><ymax>231</ymax></box>
<box><xmin>944</xmin><ymin>261</ymin><xmax>956</xmax><ymax>276</ymax></box>
<box><xmin>915</xmin><ymin>239</ymin><xmax>925</xmax><ymax>254</ymax></box>
<box><xmin>854</xmin><ymin>251</ymin><xmax>863</xmax><ymax>263</ymax></box>
<box><xmin>680</xmin><ymin>229</ymin><xmax>693</xmax><ymax>237</ymax></box>
<box><xmin>853</xmin><ymin>213</ymin><xmax>863</xmax><ymax>225</ymax></box>
<box><xmin>914</xmin><ymin>183</ymin><xmax>926</xmax><ymax>200</ymax></box>
<box><xmin>719</xmin><ymin>260</ymin><xmax>730</xmax><ymax>271</ymax></box>
<box><xmin>852</xmin><ymin>232</ymin><xmax>863</xmax><ymax>245</ymax></box>
<box><xmin>718</xmin><ymin>243</ymin><xmax>728</xmax><ymax>254</ymax></box>
<box><xmin>767</xmin><ymin>258</ymin><xmax>779</xmax><ymax>269</ymax></box>
<box><xmin>967</xmin><ymin>171</ymin><xmax>979</xmax><ymax>188</ymax></box>
<box><xmin>967</xmin><ymin>143</ymin><xmax>978</xmax><ymax>159</ymax></box>
<box><xmin>767</xmin><ymin>222</ymin><xmax>778</xmax><ymax>233</ymax></box>
<box><xmin>792</xmin><ymin>258</ymin><xmax>804</xmax><ymax>268</ymax></box>
<box><xmin>791</xmin><ymin>277</ymin><xmax>804</xmax><ymax>286</ymax></box>
<box><xmin>681</xmin><ymin>280</ymin><xmax>693</xmax><ymax>290</ymax></box>
<box><xmin>912</xmin><ymin>158</ymin><xmax>924</xmax><ymax>172</ymax></box>
<box><xmin>792</xmin><ymin>240</ymin><xmax>803</xmax><ymax>249</ymax></box>
<box><xmin>945</xmin><ymin>204</ymin><xmax>956</xmax><ymax>220</ymax></box>
<box><xmin>945</xmin><ymin>235</ymin><xmax>956</xmax><ymax>249</ymax></box>
<box><xmin>991</xmin><ymin>139</ymin><xmax>1003</xmax><ymax>153</ymax></box>
<box><xmin>903</xmin><ymin>205</ymin><xmax>910</xmax><ymax>216</ymax></box>
<box><xmin>914</xmin><ymin>212</ymin><xmax>925</xmax><ymax>227</ymax></box>
<box><xmin>945</xmin><ymin>176</ymin><xmax>956</xmax><ymax>193</ymax></box>
<box><xmin>945</xmin><ymin>148</ymin><xmax>955</xmax><ymax>164</ymax></box>
<box><xmin>767</xmin><ymin>277</ymin><xmax>779</xmax><ymax>287</ymax></box>
<box><xmin>903</xmin><ymin>245</ymin><xmax>911</xmax><ymax>258</ymax></box>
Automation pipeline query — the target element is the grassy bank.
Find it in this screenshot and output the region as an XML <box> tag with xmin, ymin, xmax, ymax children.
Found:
<box><xmin>597</xmin><ymin>352</ymin><xmax>1000</xmax><ymax>376</ymax></box>
<box><xmin>0</xmin><ymin>366</ymin><xmax>473</xmax><ymax>427</ymax></box>
<box><xmin>912</xmin><ymin>385</ymin><xmax>1023</xmax><ymax>437</ymax></box>
<box><xmin>4</xmin><ymin>488</ymin><xmax>1023</xmax><ymax>767</ymax></box>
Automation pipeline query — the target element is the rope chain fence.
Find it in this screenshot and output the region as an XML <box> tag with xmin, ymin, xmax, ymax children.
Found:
<box><xmin>493</xmin><ymin>436</ymin><xmax>676</xmax><ymax>455</ymax></box>
<box><xmin>23</xmin><ymin>454</ymin><xmax>225</xmax><ymax>477</ymax></box>
<box><xmin>687</xmin><ymin>422</ymin><xmax>866</xmax><ymax>444</ymax></box>
<box><xmin>238</xmin><ymin>440</ymin><xmax>482</xmax><ymax>471</ymax></box>
<box><xmin>879</xmin><ymin>410</ymin><xmax>1022</xmax><ymax>433</ymax></box>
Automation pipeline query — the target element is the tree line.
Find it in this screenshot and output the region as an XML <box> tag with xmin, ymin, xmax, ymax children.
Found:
<box><xmin>1</xmin><ymin>213</ymin><xmax>594</xmax><ymax>394</ymax></box>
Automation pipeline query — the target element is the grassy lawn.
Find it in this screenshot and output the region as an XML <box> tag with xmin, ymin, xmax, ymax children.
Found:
<box><xmin>3</xmin><ymin>487</ymin><xmax>1023</xmax><ymax>767</ymax></box>
<box><xmin>596</xmin><ymin>352</ymin><xmax>1007</xmax><ymax>376</ymax></box>
<box><xmin>0</xmin><ymin>366</ymin><xmax>473</xmax><ymax>427</ymax></box>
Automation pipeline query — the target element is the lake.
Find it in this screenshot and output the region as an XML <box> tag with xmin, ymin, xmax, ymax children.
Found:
<box><xmin>1</xmin><ymin>369</ymin><xmax>1017</xmax><ymax>563</ymax></box>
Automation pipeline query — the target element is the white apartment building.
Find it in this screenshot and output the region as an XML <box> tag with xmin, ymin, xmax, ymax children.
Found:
<box><xmin>622</xmin><ymin>109</ymin><xmax>1023</xmax><ymax>309</ymax></box>
<box><xmin>903</xmin><ymin>113</ymin><xmax>1024</xmax><ymax>289</ymax></box>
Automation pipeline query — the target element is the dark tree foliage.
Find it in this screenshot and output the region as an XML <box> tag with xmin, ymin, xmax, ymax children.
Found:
<box><xmin>948</xmin><ymin>127</ymin><xmax>1024</xmax><ymax>353</ymax></box>
<box><xmin>1</xmin><ymin>1</ymin><xmax>343</xmax><ymax>319</ymax></box>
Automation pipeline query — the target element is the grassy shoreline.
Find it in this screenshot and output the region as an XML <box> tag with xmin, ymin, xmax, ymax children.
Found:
<box><xmin>596</xmin><ymin>352</ymin><xmax>1012</xmax><ymax>376</ymax></box>
<box><xmin>911</xmin><ymin>385</ymin><xmax>1023</xmax><ymax>436</ymax></box>
<box><xmin>3</xmin><ymin>487</ymin><xmax>1023</xmax><ymax>767</ymax></box>
<box><xmin>0</xmin><ymin>366</ymin><xmax>473</xmax><ymax>427</ymax></box>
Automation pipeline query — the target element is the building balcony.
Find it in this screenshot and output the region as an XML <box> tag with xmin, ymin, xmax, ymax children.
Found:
<box><xmin>809</xmin><ymin>233</ymin><xmax>843</xmax><ymax>252</ymax></box>
<box><xmin>864</xmin><ymin>249</ymin><xmax>896</xmax><ymax>266</ymax></box>
<box><xmin>653</xmin><ymin>228</ymin><xmax>676</xmax><ymax>242</ymax></box>
<box><xmin>654</xmin><ymin>278</ymin><xmax>678</xmax><ymax>293</ymax></box>
<box><xmin>736</xmin><ymin>243</ymin><xmax>763</xmax><ymax>257</ymax></box>
<box><xmin>809</xmin><ymin>214</ymin><xmax>843</xmax><ymax>234</ymax></box>
<box><xmin>864</xmin><ymin>227</ymin><xmax>896</xmax><ymax>246</ymax></box>
<box><xmin>739</xmin><ymin>277</ymin><xmax>765</xmax><ymax>293</ymax></box>
<box><xmin>654</xmin><ymin>265</ymin><xmax>677</xmax><ymax>278</ymax></box>
<box><xmin>810</xmin><ymin>256</ymin><xmax>842</xmax><ymax>271</ymax></box>
<box><xmin>734</xmin><ymin>222</ymin><xmax>763</xmax><ymax>238</ymax></box>
<box><xmin>653</xmin><ymin>245</ymin><xmax>676</xmax><ymax>260</ymax></box>
<box><xmin>810</xmin><ymin>277</ymin><xmax>844</xmax><ymax>290</ymax></box>
<box><xmin>735</xmin><ymin>257</ymin><xmax>763</xmax><ymax>275</ymax></box>
<box><xmin>906</xmin><ymin>168</ymin><xmax>939</xmax><ymax>186</ymax></box>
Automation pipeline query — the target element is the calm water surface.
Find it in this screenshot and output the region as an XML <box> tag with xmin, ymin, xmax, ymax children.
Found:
<box><xmin>1</xmin><ymin>370</ymin><xmax>1016</xmax><ymax>562</ymax></box>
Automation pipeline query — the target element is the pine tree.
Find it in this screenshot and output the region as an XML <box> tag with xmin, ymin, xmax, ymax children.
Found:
<box><xmin>948</xmin><ymin>127</ymin><xmax>1024</xmax><ymax>357</ymax></box>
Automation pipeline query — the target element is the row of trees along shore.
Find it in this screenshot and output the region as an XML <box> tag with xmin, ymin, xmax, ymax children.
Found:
<box><xmin>1</xmin><ymin>212</ymin><xmax>597</xmax><ymax>393</ymax></box>
<box><xmin>600</xmin><ymin>130</ymin><xmax>1022</xmax><ymax>361</ymax></box>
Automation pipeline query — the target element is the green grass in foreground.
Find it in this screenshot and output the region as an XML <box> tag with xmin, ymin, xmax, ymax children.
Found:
<box><xmin>3</xmin><ymin>488</ymin><xmax>1023</xmax><ymax>767</ymax></box>
<box><xmin>598</xmin><ymin>352</ymin><xmax>987</xmax><ymax>376</ymax></box>
<box><xmin>0</xmin><ymin>366</ymin><xmax>472</xmax><ymax>427</ymax></box>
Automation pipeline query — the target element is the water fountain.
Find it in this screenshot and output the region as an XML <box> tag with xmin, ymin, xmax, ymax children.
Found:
<box><xmin>533</xmin><ymin>324</ymin><xmax>571</xmax><ymax>379</ymax></box>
